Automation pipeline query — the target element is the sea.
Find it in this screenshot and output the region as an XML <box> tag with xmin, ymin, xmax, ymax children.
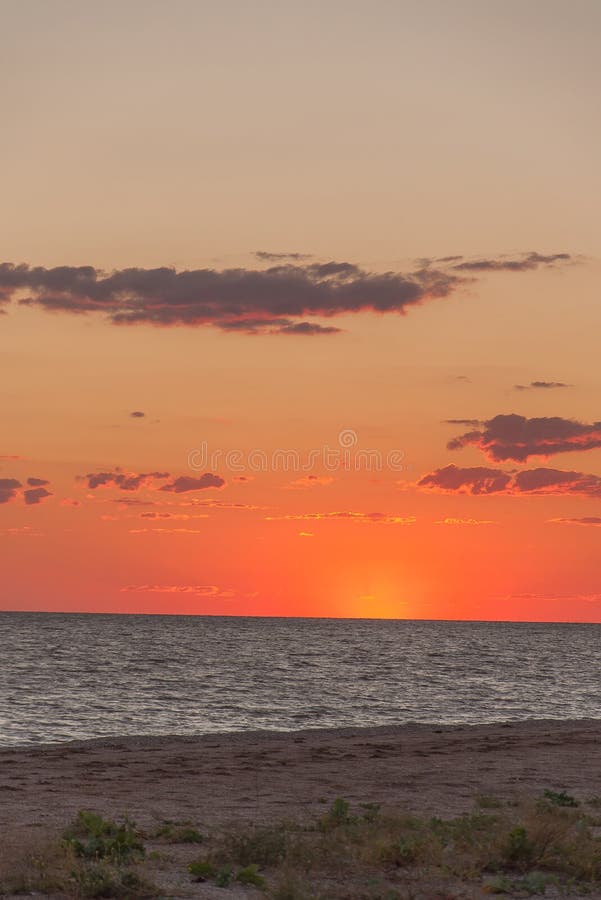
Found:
<box><xmin>1</xmin><ymin>612</ymin><xmax>599</xmax><ymax>747</ymax></box>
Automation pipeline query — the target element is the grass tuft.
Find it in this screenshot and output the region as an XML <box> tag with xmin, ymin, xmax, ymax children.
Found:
<box><xmin>63</xmin><ymin>811</ymin><xmax>145</xmax><ymax>864</ymax></box>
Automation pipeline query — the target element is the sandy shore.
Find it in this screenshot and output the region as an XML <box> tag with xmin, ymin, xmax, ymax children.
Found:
<box><xmin>3</xmin><ymin>720</ymin><xmax>601</xmax><ymax>897</ymax></box>
<box><xmin>2</xmin><ymin>718</ymin><xmax>601</xmax><ymax>831</ymax></box>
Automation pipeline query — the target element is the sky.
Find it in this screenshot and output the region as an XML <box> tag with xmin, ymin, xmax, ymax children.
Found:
<box><xmin>1</xmin><ymin>0</ymin><xmax>600</xmax><ymax>621</ymax></box>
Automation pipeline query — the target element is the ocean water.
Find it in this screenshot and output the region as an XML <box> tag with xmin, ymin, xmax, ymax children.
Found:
<box><xmin>1</xmin><ymin>612</ymin><xmax>600</xmax><ymax>747</ymax></box>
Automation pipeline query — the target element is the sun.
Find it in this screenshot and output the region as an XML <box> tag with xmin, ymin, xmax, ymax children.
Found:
<box><xmin>350</xmin><ymin>592</ymin><xmax>406</xmax><ymax>620</ymax></box>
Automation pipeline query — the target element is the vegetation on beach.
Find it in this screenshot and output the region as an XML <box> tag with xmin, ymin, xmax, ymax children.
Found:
<box><xmin>186</xmin><ymin>792</ymin><xmax>601</xmax><ymax>897</ymax></box>
<box><xmin>1</xmin><ymin>790</ymin><xmax>601</xmax><ymax>898</ymax></box>
<box><xmin>151</xmin><ymin>822</ymin><xmax>205</xmax><ymax>845</ymax></box>
<box><xmin>63</xmin><ymin>811</ymin><xmax>145</xmax><ymax>864</ymax></box>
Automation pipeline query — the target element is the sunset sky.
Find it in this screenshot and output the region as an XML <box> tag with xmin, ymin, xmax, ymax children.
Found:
<box><xmin>1</xmin><ymin>0</ymin><xmax>600</xmax><ymax>621</ymax></box>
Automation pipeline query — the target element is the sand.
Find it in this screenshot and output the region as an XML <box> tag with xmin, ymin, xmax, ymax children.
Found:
<box><xmin>2</xmin><ymin>719</ymin><xmax>601</xmax><ymax>896</ymax></box>
<box><xmin>2</xmin><ymin>719</ymin><xmax>601</xmax><ymax>829</ymax></box>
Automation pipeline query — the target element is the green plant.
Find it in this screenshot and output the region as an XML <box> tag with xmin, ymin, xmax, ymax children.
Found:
<box><xmin>188</xmin><ymin>858</ymin><xmax>216</xmax><ymax>881</ymax></box>
<box><xmin>361</xmin><ymin>802</ymin><xmax>381</xmax><ymax>823</ymax></box>
<box><xmin>215</xmin><ymin>865</ymin><xmax>233</xmax><ymax>887</ymax></box>
<box><xmin>485</xmin><ymin>874</ymin><xmax>512</xmax><ymax>894</ymax></box>
<box><xmin>379</xmin><ymin>835</ymin><xmax>420</xmax><ymax>867</ymax></box>
<box><xmin>219</xmin><ymin>824</ymin><xmax>290</xmax><ymax>867</ymax></box>
<box><xmin>64</xmin><ymin>811</ymin><xmax>145</xmax><ymax>864</ymax></box>
<box><xmin>236</xmin><ymin>863</ymin><xmax>266</xmax><ymax>887</ymax></box>
<box><xmin>155</xmin><ymin>823</ymin><xmax>204</xmax><ymax>843</ymax></box>
<box><xmin>71</xmin><ymin>862</ymin><xmax>154</xmax><ymax>898</ymax></box>
<box><xmin>542</xmin><ymin>789</ymin><xmax>579</xmax><ymax>807</ymax></box>
<box><xmin>505</xmin><ymin>825</ymin><xmax>534</xmax><ymax>867</ymax></box>
<box><xmin>519</xmin><ymin>871</ymin><xmax>553</xmax><ymax>894</ymax></box>
<box><xmin>319</xmin><ymin>797</ymin><xmax>355</xmax><ymax>830</ymax></box>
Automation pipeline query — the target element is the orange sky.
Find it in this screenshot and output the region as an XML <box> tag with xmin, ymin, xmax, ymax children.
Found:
<box><xmin>1</xmin><ymin>1</ymin><xmax>600</xmax><ymax>621</ymax></box>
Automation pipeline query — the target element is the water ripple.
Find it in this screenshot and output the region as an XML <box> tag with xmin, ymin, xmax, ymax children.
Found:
<box><xmin>1</xmin><ymin>613</ymin><xmax>600</xmax><ymax>746</ymax></box>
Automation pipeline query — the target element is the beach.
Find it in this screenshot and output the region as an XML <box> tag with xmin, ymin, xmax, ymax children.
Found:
<box><xmin>3</xmin><ymin>719</ymin><xmax>601</xmax><ymax>897</ymax></box>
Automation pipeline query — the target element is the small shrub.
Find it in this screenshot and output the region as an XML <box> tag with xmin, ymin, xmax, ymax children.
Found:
<box><xmin>155</xmin><ymin>823</ymin><xmax>204</xmax><ymax>843</ymax></box>
<box><xmin>542</xmin><ymin>789</ymin><xmax>578</xmax><ymax>808</ymax></box>
<box><xmin>71</xmin><ymin>862</ymin><xmax>153</xmax><ymax>898</ymax></box>
<box><xmin>485</xmin><ymin>874</ymin><xmax>512</xmax><ymax>894</ymax></box>
<box><xmin>361</xmin><ymin>802</ymin><xmax>381</xmax><ymax>823</ymax></box>
<box><xmin>319</xmin><ymin>797</ymin><xmax>355</xmax><ymax>830</ymax></box>
<box><xmin>379</xmin><ymin>835</ymin><xmax>420</xmax><ymax>867</ymax></box>
<box><xmin>188</xmin><ymin>858</ymin><xmax>216</xmax><ymax>881</ymax></box>
<box><xmin>64</xmin><ymin>811</ymin><xmax>145</xmax><ymax>864</ymax></box>
<box><xmin>519</xmin><ymin>871</ymin><xmax>553</xmax><ymax>894</ymax></box>
<box><xmin>505</xmin><ymin>825</ymin><xmax>534</xmax><ymax>868</ymax></box>
<box><xmin>219</xmin><ymin>824</ymin><xmax>290</xmax><ymax>867</ymax></box>
<box><xmin>0</xmin><ymin>837</ymin><xmax>71</xmax><ymax>896</ymax></box>
<box><xmin>178</xmin><ymin>826</ymin><xmax>204</xmax><ymax>843</ymax></box>
<box><xmin>215</xmin><ymin>864</ymin><xmax>233</xmax><ymax>887</ymax></box>
<box><xmin>236</xmin><ymin>863</ymin><xmax>266</xmax><ymax>887</ymax></box>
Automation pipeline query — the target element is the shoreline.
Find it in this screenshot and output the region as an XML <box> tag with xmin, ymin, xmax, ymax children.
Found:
<box><xmin>3</xmin><ymin>718</ymin><xmax>601</xmax><ymax>832</ymax></box>
<box><xmin>3</xmin><ymin>714</ymin><xmax>601</xmax><ymax>752</ymax></box>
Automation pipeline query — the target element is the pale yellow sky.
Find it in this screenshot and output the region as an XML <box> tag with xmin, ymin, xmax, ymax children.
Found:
<box><xmin>1</xmin><ymin>0</ymin><xmax>600</xmax><ymax>267</ymax></box>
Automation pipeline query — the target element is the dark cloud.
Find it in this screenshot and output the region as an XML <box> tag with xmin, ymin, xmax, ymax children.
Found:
<box><xmin>447</xmin><ymin>414</ymin><xmax>601</xmax><ymax>462</ymax></box>
<box><xmin>0</xmin><ymin>478</ymin><xmax>22</xmax><ymax>504</ymax></box>
<box><xmin>550</xmin><ymin>516</ymin><xmax>601</xmax><ymax>526</ymax></box>
<box><xmin>160</xmin><ymin>474</ymin><xmax>226</xmax><ymax>493</ymax></box>
<box><xmin>452</xmin><ymin>252</ymin><xmax>571</xmax><ymax>272</ymax></box>
<box><xmin>419</xmin><ymin>464</ymin><xmax>601</xmax><ymax>498</ymax></box>
<box><xmin>83</xmin><ymin>470</ymin><xmax>225</xmax><ymax>494</ymax></box>
<box><xmin>286</xmin><ymin>475</ymin><xmax>334</xmax><ymax>489</ymax></box>
<box><xmin>444</xmin><ymin>418</ymin><xmax>482</xmax><ymax>427</ymax></box>
<box><xmin>514</xmin><ymin>381</ymin><xmax>571</xmax><ymax>391</ymax></box>
<box><xmin>24</xmin><ymin>487</ymin><xmax>52</xmax><ymax>505</ymax></box>
<box><xmin>277</xmin><ymin>321</ymin><xmax>342</xmax><ymax>335</ymax></box>
<box><xmin>130</xmin><ymin>410</ymin><xmax>145</xmax><ymax>418</ymax></box>
<box><xmin>254</xmin><ymin>251</ymin><xmax>313</xmax><ymax>261</ymax></box>
<box><xmin>84</xmin><ymin>470</ymin><xmax>170</xmax><ymax>491</ymax></box>
<box><xmin>0</xmin><ymin>253</ymin><xmax>572</xmax><ymax>335</ymax></box>
<box><xmin>512</xmin><ymin>468</ymin><xmax>601</xmax><ymax>497</ymax></box>
<box><xmin>0</xmin><ymin>259</ymin><xmax>466</xmax><ymax>334</ymax></box>
<box><xmin>216</xmin><ymin>316</ymin><xmax>342</xmax><ymax>335</ymax></box>
<box><xmin>418</xmin><ymin>465</ymin><xmax>511</xmax><ymax>495</ymax></box>
<box><xmin>0</xmin><ymin>477</ymin><xmax>53</xmax><ymax>504</ymax></box>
